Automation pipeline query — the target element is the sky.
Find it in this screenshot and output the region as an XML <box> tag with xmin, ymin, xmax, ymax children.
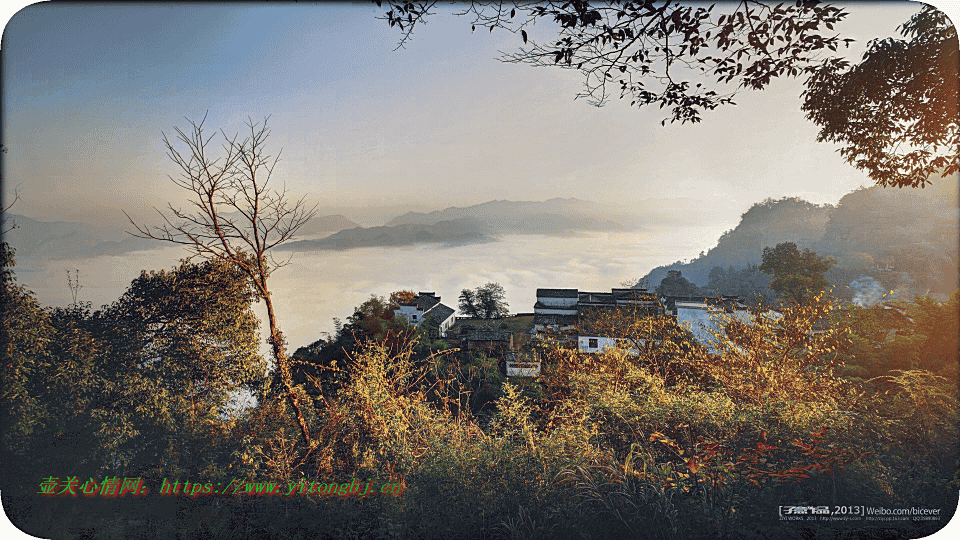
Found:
<box><xmin>3</xmin><ymin>1</ymin><xmax>951</xmax><ymax>237</ymax></box>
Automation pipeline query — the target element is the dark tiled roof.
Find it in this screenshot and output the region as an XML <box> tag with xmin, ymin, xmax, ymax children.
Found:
<box><xmin>424</xmin><ymin>302</ymin><xmax>455</xmax><ymax>322</ymax></box>
<box><xmin>578</xmin><ymin>291</ymin><xmax>614</xmax><ymax>305</ymax></box>
<box><xmin>612</xmin><ymin>288</ymin><xmax>658</xmax><ymax>302</ymax></box>
<box><xmin>534</xmin><ymin>313</ymin><xmax>579</xmax><ymax>326</ymax></box>
<box><xmin>537</xmin><ymin>288</ymin><xmax>579</xmax><ymax>298</ymax></box>
<box><xmin>463</xmin><ymin>324</ymin><xmax>512</xmax><ymax>342</ymax></box>
<box><xmin>536</xmin><ymin>287</ymin><xmax>665</xmax><ymax>322</ymax></box>
<box><xmin>534</xmin><ymin>301</ymin><xmax>578</xmax><ymax>311</ymax></box>
<box><xmin>416</xmin><ymin>293</ymin><xmax>441</xmax><ymax>311</ymax></box>
<box><xmin>578</xmin><ymin>304</ymin><xmax>662</xmax><ymax>320</ymax></box>
<box><xmin>665</xmin><ymin>295</ymin><xmax>746</xmax><ymax>313</ymax></box>
<box><xmin>613</xmin><ymin>287</ymin><xmax>653</xmax><ymax>294</ymax></box>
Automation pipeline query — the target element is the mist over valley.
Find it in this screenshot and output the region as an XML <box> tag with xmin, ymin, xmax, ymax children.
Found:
<box><xmin>11</xmin><ymin>175</ymin><xmax>958</xmax><ymax>353</ymax></box>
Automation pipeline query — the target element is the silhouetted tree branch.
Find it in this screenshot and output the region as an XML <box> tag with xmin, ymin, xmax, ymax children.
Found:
<box><xmin>1</xmin><ymin>145</ymin><xmax>18</xmax><ymax>236</ymax></box>
<box><xmin>1</xmin><ymin>189</ymin><xmax>19</xmax><ymax>237</ymax></box>
<box><xmin>375</xmin><ymin>1</ymin><xmax>850</xmax><ymax>124</ymax></box>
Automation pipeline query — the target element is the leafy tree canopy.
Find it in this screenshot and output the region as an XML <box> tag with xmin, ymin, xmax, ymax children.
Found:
<box><xmin>802</xmin><ymin>5</ymin><xmax>958</xmax><ymax>188</ymax></box>
<box><xmin>89</xmin><ymin>259</ymin><xmax>266</xmax><ymax>478</ymax></box>
<box><xmin>759</xmin><ymin>241</ymin><xmax>833</xmax><ymax>305</ymax></box>
<box><xmin>347</xmin><ymin>293</ymin><xmax>416</xmax><ymax>344</ymax></box>
<box><xmin>98</xmin><ymin>258</ymin><xmax>267</xmax><ymax>401</ymax></box>
<box><xmin>459</xmin><ymin>282</ymin><xmax>510</xmax><ymax>319</ymax></box>
<box><xmin>390</xmin><ymin>289</ymin><xmax>417</xmax><ymax>307</ymax></box>
<box><xmin>706</xmin><ymin>263</ymin><xmax>776</xmax><ymax>306</ymax></box>
<box><xmin>376</xmin><ymin>0</ymin><xmax>849</xmax><ymax>125</ymax></box>
<box><xmin>655</xmin><ymin>269</ymin><xmax>702</xmax><ymax>297</ymax></box>
<box><xmin>288</xmin><ymin>291</ymin><xmax>421</xmax><ymax>394</ymax></box>
<box><xmin>2</xmin><ymin>253</ymin><xmax>263</xmax><ymax>487</ymax></box>
<box><xmin>840</xmin><ymin>291</ymin><xmax>960</xmax><ymax>380</ymax></box>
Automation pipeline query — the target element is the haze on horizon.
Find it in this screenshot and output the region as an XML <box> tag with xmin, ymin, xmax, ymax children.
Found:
<box><xmin>2</xmin><ymin>1</ymin><xmax>929</xmax><ymax>238</ymax></box>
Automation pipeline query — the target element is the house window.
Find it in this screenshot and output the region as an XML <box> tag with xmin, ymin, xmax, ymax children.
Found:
<box><xmin>588</xmin><ymin>338</ymin><xmax>598</xmax><ymax>349</ymax></box>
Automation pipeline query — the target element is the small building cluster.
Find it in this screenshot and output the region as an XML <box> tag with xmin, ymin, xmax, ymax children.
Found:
<box><xmin>455</xmin><ymin>323</ymin><xmax>514</xmax><ymax>355</ymax></box>
<box><xmin>393</xmin><ymin>286</ymin><xmax>762</xmax><ymax>378</ymax></box>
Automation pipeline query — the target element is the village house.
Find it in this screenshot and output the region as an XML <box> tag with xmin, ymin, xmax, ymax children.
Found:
<box><xmin>532</xmin><ymin>288</ymin><xmax>579</xmax><ymax>333</ymax></box>
<box><xmin>443</xmin><ymin>315</ymin><xmax>539</xmax><ymax>377</ymax></box>
<box><xmin>533</xmin><ymin>287</ymin><xmax>663</xmax><ymax>353</ymax></box>
<box><xmin>665</xmin><ymin>296</ymin><xmax>752</xmax><ymax>354</ymax></box>
<box><xmin>456</xmin><ymin>323</ymin><xmax>514</xmax><ymax>356</ymax></box>
<box><xmin>502</xmin><ymin>350</ymin><xmax>541</xmax><ymax>377</ymax></box>
<box><xmin>393</xmin><ymin>292</ymin><xmax>457</xmax><ymax>336</ymax></box>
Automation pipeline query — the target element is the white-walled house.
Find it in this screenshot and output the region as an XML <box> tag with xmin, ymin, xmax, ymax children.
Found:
<box><xmin>532</xmin><ymin>286</ymin><xmax>779</xmax><ymax>356</ymax></box>
<box><xmin>577</xmin><ymin>335</ymin><xmax>620</xmax><ymax>353</ymax></box>
<box><xmin>533</xmin><ymin>288</ymin><xmax>579</xmax><ymax>332</ymax></box>
<box><xmin>674</xmin><ymin>299</ymin><xmax>754</xmax><ymax>354</ymax></box>
<box><xmin>502</xmin><ymin>351</ymin><xmax>541</xmax><ymax>377</ymax></box>
<box><xmin>395</xmin><ymin>303</ymin><xmax>423</xmax><ymax>324</ymax></box>
<box><xmin>394</xmin><ymin>292</ymin><xmax>457</xmax><ymax>336</ymax></box>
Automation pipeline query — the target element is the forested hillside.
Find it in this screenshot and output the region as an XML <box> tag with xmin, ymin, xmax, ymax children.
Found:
<box><xmin>641</xmin><ymin>197</ymin><xmax>832</xmax><ymax>288</ymax></box>
<box><xmin>641</xmin><ymin>173</ymin><xmax>959</xmax><ymax>299</ymax></box>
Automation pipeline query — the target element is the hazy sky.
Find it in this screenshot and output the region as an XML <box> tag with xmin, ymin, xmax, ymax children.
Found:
<box><xmin>3</xmin><ymin>1</ymin><xmax>948</xmax><ymax>234</ymax></box>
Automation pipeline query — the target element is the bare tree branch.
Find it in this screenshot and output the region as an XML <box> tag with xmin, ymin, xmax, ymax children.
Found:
<box><xmin>1</xmin><ymin>145</ymin><xmax>19</xmax><ymax>236</ymax></box>
<box><xmin>127</xmin><ymin>115</ymin><xmax>319</xmax><ymax>448</ymax></box>
<box><xmin>1</xmin><ymin>186</ymin><xmax>21</xmax><ymax>236</ymax></box>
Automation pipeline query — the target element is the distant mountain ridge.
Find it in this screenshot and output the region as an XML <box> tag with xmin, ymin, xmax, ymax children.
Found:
<box><xmin>3</xmin><ymin>213</ymin><xmax>361</xmax><ymax>260</ymax></box>
<box><xmin>385</xmin><ymin>198</ymin><xmax>620</xmax><ymax>229</ymax></box>
<box><xmin>280</xmin><ymin>198</ymin><xmax>628</xmax><ymax>252</ymax></box>
<box><xmin>640</xmin><ymin>197</ymin><xmax>833</xmax><ymax>287</ymax></box>
<box><xmin>3</xmin><ymin>214</ymin><xmax>161</xmax><ymax>260</ymax></box>
<box><xmin>285</xmin><ymin>214</ymin><xmax>360</xmax><ymax>237</ymax></box>
<box><xmin>278</xmin><ymin>217</ymin><xmax>495</xmax><ymax>251</ymax></box>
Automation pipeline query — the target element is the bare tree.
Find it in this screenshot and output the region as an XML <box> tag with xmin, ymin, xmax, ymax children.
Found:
<box><xmin>127</xmin><ymin>114</ymin><xmax>318</xmax><ymax>447</ymax></box>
